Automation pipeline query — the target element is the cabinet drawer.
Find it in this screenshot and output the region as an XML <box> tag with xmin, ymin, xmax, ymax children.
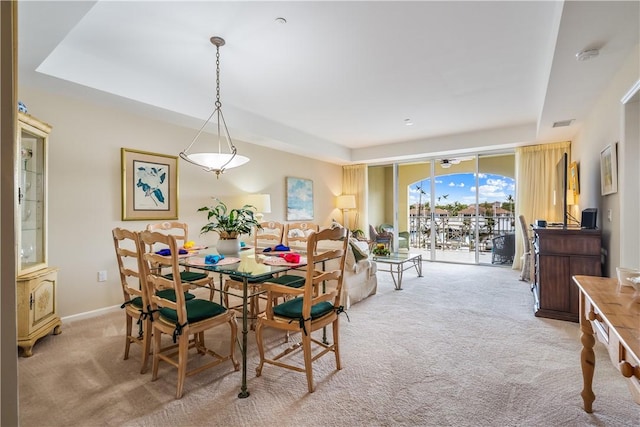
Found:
<box><xmin>537</xmin><ymin>234</ymin><xmax>601</xmax><ymax>255</ymax></box>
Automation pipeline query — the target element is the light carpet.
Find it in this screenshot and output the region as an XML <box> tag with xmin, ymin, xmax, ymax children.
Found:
<box><xmin>18</xmin><ymin>263</ymin><xmax>640</xmax><ymax>426</ymax></box>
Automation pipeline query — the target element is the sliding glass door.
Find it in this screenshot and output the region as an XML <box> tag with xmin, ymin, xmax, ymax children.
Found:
<box><xmin>372</xmin><ymin>152</ymin><xmax>515</xmax><ymax>265</ymax></box>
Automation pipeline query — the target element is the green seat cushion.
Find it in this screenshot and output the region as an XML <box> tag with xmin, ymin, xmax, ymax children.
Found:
<box><xmin>156</xmin><ymin>289</ymin><xmax>196</xmax><ymax>302</ymax></box>
<box><xmin>273</xmin><ymin>297</ymin><xmax>334</xmax><ymax>320</ymax></box>
<box><xmin>159</xmin><ymin>299</ymin><xmax>227</xmax><ymax>324</ymax></box>
<box><xmin>164</xmin><ymin>271</ymin><xmax>209</xmax><ymax>282</ymax></box>
<box><xmin>269</xmin><ymin>274</ymin><xmax>305</xmax><ymax>288</ymax></box>
<box><xmin>130</xmin><ymin>296</ymin><xmax>143</xmax><ymax>308</ymax></box>
<box><xmin>229</xmin><ymin>274</ymin><xmax>274</xmax><ymax>284</ymax></box>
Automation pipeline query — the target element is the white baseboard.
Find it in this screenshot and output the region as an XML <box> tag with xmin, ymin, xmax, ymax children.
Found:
<box><xmin>61</xmin><ymin>304</ymin><xmax>120</xmax><ymax>323</ymax></box>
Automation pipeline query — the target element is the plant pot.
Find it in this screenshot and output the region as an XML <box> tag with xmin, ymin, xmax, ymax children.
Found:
<box><xmin>216</xmin><ymin>238</ymin><xmax>241</xmax><ymax>255</ymax></box>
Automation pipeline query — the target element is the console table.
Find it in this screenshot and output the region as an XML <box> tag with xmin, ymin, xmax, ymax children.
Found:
<box><xmin>532</xmin><ymin>227</ymin><xmax>601</xmax><ymax>322</ymax></box>
<box><xmin>572</xmin><ymin>275</ymin><xmax>640</xmax><ymax>413</ymax></box>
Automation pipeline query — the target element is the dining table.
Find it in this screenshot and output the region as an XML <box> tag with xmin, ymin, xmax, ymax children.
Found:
<box><xmin>181</xmin><ymin>246</ymin><xmax>306</xmax><ymax>398</ymax></box>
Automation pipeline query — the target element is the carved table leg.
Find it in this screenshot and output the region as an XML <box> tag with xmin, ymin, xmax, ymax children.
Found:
<box><xmin>579</xmin><ymin>292</ymin><xmax>596</xmax><ymax>413</ymax></box>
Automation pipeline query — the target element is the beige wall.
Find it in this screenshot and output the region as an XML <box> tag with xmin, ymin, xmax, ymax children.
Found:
<box><xmin>571</xmin><ymin>44</ymin><xmax>639</xmax><ymax>276</ymax></box>
<box><xmin>19</xmin><ymin>87</ymin><xmax>342</xmax><ymax>317</ymax></box>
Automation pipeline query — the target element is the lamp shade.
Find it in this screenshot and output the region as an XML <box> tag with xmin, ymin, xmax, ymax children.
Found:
<box><xmin>246</xmin><ymin>194</ymin><xmax>271</xmax><ymax>214</ymax></box>
<box><xmin>336</xmin><ymin>195</ymin><xmax>356</xmax><ymax>210</ymax></box>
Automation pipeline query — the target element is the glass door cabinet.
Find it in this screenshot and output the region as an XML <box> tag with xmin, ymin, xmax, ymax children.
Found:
<box><xmin>16</xmin><ymin>112</ymin><xmax>61</xmax><ymax>356</ymax></box>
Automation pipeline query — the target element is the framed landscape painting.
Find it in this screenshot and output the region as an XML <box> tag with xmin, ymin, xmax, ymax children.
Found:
<box><xmin>600</xmin><ymin>143</ymin><xmax>618</xmax><ymax>196</ymax></box>
<box><xmin>121</xmin><ymin>148</ymin><xmax>178</xmax><ymax>220</ymax></box>
<box><xmin>286</xmin><ymin>177</ymin><xmax>313</xmax><ymax>220</ymax></box>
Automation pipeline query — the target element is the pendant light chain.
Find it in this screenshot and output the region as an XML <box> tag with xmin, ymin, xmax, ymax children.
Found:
<box><xmin>179</xmin><ymin>36</ymin><xmax>250</xmax><ymax>177</ymax></box>
<box><xmin>215</xmin><ymin>45</ymin><xmax>221</xmax><ymax>110</ymax></box>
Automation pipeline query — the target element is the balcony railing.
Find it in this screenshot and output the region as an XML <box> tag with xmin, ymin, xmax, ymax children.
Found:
<box><xmin>407</xmin><ymin>214</ymin><xmax>515</xmax><ymax>252</ymax></box>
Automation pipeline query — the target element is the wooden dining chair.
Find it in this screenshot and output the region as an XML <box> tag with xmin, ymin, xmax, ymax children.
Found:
<box><xmin>284</xmin><ymin>221</ymin><xmax>319</xmax><ymax>251</ymax></box>
<box><xmin>146</xmin><ymin>221</ymin><xmax>216</xmax><ymax>300</ymax></box>
<box><xmin>112</xmin><ymin>227</ymin><xmax>198</xmax><ymax>374</ymax></box>
<box><xmin>139</xmin><ymin>230</ymin><xmax>239</xmax><ymax>399</ymax></box>
<box><xmin>112</xmin><ymin>227</ymin><xmax>152</xmax><ymax>374</ymax></box>
<box><xmin>223</xmin><ymin>221</ymin><xmax>285</xmax><ymax>322</ymax></box>
<box><xmin>224</xmin><ymin>221</ymin><xmax>303</xmax><ymax>329</ymax></box>
<box><xmin>255</xmin><ymin>226</ymin><xmax>349</xmax><ymax>393</ymax></box>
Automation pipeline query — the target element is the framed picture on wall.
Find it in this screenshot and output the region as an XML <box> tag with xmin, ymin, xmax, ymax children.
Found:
<box><xmin>121</xmin><ymin>148</ymin><xmax>178</xmax><ymax>220</ymax></box>
<box><xmin>569</xmin><ymin>161</ymin><xmax>579</xmax><ymax>196</ymax></box>
<box><xmin>286</xmin><ymin>177</ymin><xmax>314</xmax><ymax>220</ymax></box>
<box><xmin>600</xmin><ymin>143</ymin><xmax>618</xmax><ymax>196</ymax></box>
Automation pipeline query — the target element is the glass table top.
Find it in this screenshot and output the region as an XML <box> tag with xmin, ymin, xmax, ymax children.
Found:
<box><xmin>181</xmin><ymin>248</ymin><xmax>302</xmax><ymax>280</ymax></box>
<box><xmin>371</xmin><ymin>252</ymin><xmax>422</xmax><ymax>263</ymax></box>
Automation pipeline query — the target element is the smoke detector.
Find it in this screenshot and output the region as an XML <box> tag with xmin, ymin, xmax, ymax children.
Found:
<box><xmin>576</xmin><ymin>48</ymin><xmax>599</xmax><ymax>61</ymax></box>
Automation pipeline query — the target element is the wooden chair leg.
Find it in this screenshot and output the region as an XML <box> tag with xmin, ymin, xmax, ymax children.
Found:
<box><xmin>140</xmin><ymin>318</ymin><xmax>152</xmax><ymax>374</ymax></box>
<box><xmin>333</xmin><ymin>318</ymin><xmax>341</xmax><ymax>370</ymax></box>
<box><xmin>124</xmin><ymin>314</ymin><xmax>133</xmax><ymax>360</ymax></box>
<box><xmin>302</xmin><ymin>330</ymin><xmax>314</xmax><ymax>393</ymax></box>
<box><xmin>208</xmin><ymin>281</ymin><xmax>216</xmax><ymax>301</ymax></box>
<box><xmin>152</xmin><ymin>327</ymin><xmax>161</xmax><ymax>381</ymax></box>
<box><xmin>255</xmin><ymin>321</ymin><xmax>265</xmax><ymax>377</ymax></box>
<box><xmin>228</xmin><ymin>317</ymin><xmax>239</xmax><ymax>371</ymax></box>
<box><xmin>176</xmin><ymin>334</ymin><xmax>189</xmax><ymax>399</ymax></box>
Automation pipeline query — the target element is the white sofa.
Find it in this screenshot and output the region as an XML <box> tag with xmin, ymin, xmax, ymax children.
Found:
<box><xmin>339</xmin><ymin>239</ymin><xmax>378</xmax><ymax>308</ymax></box>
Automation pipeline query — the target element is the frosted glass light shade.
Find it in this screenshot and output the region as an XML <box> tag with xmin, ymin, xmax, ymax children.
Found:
<box><xmin>185</xmin><ymin>153</ymin><xmax>250</xmax><ymax>170</ymax></box>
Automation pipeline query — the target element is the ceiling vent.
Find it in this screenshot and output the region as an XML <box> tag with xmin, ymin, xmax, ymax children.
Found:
<box><xmin>552</xmin><ymin>119</ymin><xmax>574</xmax><ymax>128</ymax></box>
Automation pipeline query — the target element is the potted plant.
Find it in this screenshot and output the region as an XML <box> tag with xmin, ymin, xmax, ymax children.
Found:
<box><xmin>372</xmin><ymin>243</ymin><xmax>390</xmax><ymax>256</ymax></box>
<box><xmin>198</xmin><ymin>199</ymin><xmax>262</xmax><ymax>254</ymax></box>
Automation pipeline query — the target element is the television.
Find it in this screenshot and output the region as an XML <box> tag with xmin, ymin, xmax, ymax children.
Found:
<box><xmin>553</xmin><ymin>152</ymin><xmax>568</xmax><ymax>228</ymax></box>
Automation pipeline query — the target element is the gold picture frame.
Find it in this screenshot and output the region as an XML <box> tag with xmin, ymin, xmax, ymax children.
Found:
<box><xmin>121</xmin><ymin>148</ymin><xmax>178</xmax><ymax>220</ymax></box>
<box><xmin>569</xmin><ymin>161</ymin><xmax>579</xmax><ymax>197</ymax></box>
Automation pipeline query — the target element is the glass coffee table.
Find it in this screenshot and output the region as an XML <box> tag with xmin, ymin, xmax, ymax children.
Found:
<box><xmin>372</xmin><ymin>252</ymin><xmax>423</xmax><ymax>290</ymax></box>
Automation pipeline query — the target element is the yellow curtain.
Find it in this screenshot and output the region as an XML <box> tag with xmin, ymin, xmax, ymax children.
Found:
<box><xmin>342</xmin><ymin>164</ymin><xmax>368</xmax><ymax>232</ymax></box>
<box><xmin>513</xmin><ymin>141</ymin><xmax>570</xmax><ymax>270</ymax></box>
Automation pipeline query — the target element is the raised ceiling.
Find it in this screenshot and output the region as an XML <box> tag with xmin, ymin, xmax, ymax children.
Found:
<box><xmin>18</xmin><ymin>1</ymin><xmax>640</xmax><ymax>164</ymax></box>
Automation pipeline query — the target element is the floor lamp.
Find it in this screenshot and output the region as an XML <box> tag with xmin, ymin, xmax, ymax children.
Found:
<box><xmin>336</xmin><ymin>195</ymin><xmax>356</xmax><ymax>229</ymax></box>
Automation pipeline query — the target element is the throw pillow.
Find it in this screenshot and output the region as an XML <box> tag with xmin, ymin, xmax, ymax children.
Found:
<box><xmin>349</xmin><ymin>239</ymin><xmax>369</xmax><ymax>262</ymax></box>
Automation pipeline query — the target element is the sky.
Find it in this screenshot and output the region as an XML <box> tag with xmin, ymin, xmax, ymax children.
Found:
<box><xmin>408</xmin><ymin>173</ymin><xmax>515</xmax><ymax>206</ymax></box>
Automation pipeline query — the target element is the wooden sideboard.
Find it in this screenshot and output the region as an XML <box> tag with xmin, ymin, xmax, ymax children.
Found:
<box><xmin>572</xmin><ymin>275</ymin><xmax>640</xmax><ymax>412</ymax></box>
<box><xmin>532</xmin><ymin>227</ymin><xmax>601</xmax><ymax>322</ymax></box>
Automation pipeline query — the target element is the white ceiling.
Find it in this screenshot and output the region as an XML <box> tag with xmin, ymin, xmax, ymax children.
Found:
<box><xmin>18</xmin><ymin>1</ymin><xmax>640</xmax><ymax>165</ymax></box>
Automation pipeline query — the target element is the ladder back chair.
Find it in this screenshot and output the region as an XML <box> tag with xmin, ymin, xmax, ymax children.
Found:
<box><xmin>255</xmin><ymin>226</ymin><xmax>350</xmax><ymax>393</ymax></box>
<box><xmin>224</xmin><ymin>221</ymin><xmax>304</xmax><ymax>329</ymax></box>
<box><xmin>112</xmin><ymin>227</ymin><xmax>152</xmax><ymax>374</ymax></box>
<box><xmin>284</xmin><ymin>222</ymin><xmax>319</xmax><ymax>251</ymax></box>
<box><xmin>223</xmin><ymin>221</ymin><xmax>285</xmax><ymax>324</ymax></box>
<box><xmin>139</xmin><ymin>230</ymin><xmax>239</xmax><ymax>399</ymax></box>
<box><xmin>146</xmin><ymin>221</ymin><xmax>216</xmax><ymax>300</ymax></box>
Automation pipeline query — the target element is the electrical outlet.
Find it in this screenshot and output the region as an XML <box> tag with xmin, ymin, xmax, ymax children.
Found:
<box><xmin>97</xmin><ymin>270</ymin><xmax>107</xmax><ymax>282</ymax></box>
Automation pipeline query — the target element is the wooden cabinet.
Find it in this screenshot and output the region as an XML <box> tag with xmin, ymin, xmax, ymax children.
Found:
<box><xmin>17</xmin><ymin>267</ymin><xmax>62</xmax><ymax>356</ymax></box>
<box><xmin>532</xmin><ymin>227</ymin><xmax>602</xmax><ymax>322</ymax></box>
<box><xmin>16</xmin><ymin>113</ymin><xmax>61</xmax><ymax>356</ymax></box>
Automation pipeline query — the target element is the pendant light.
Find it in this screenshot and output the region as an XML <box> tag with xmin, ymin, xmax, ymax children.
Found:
<box><xmin>180</xmin><ymin>36</ymin><xmax>249</xmax><ymax>177</ymax></box>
